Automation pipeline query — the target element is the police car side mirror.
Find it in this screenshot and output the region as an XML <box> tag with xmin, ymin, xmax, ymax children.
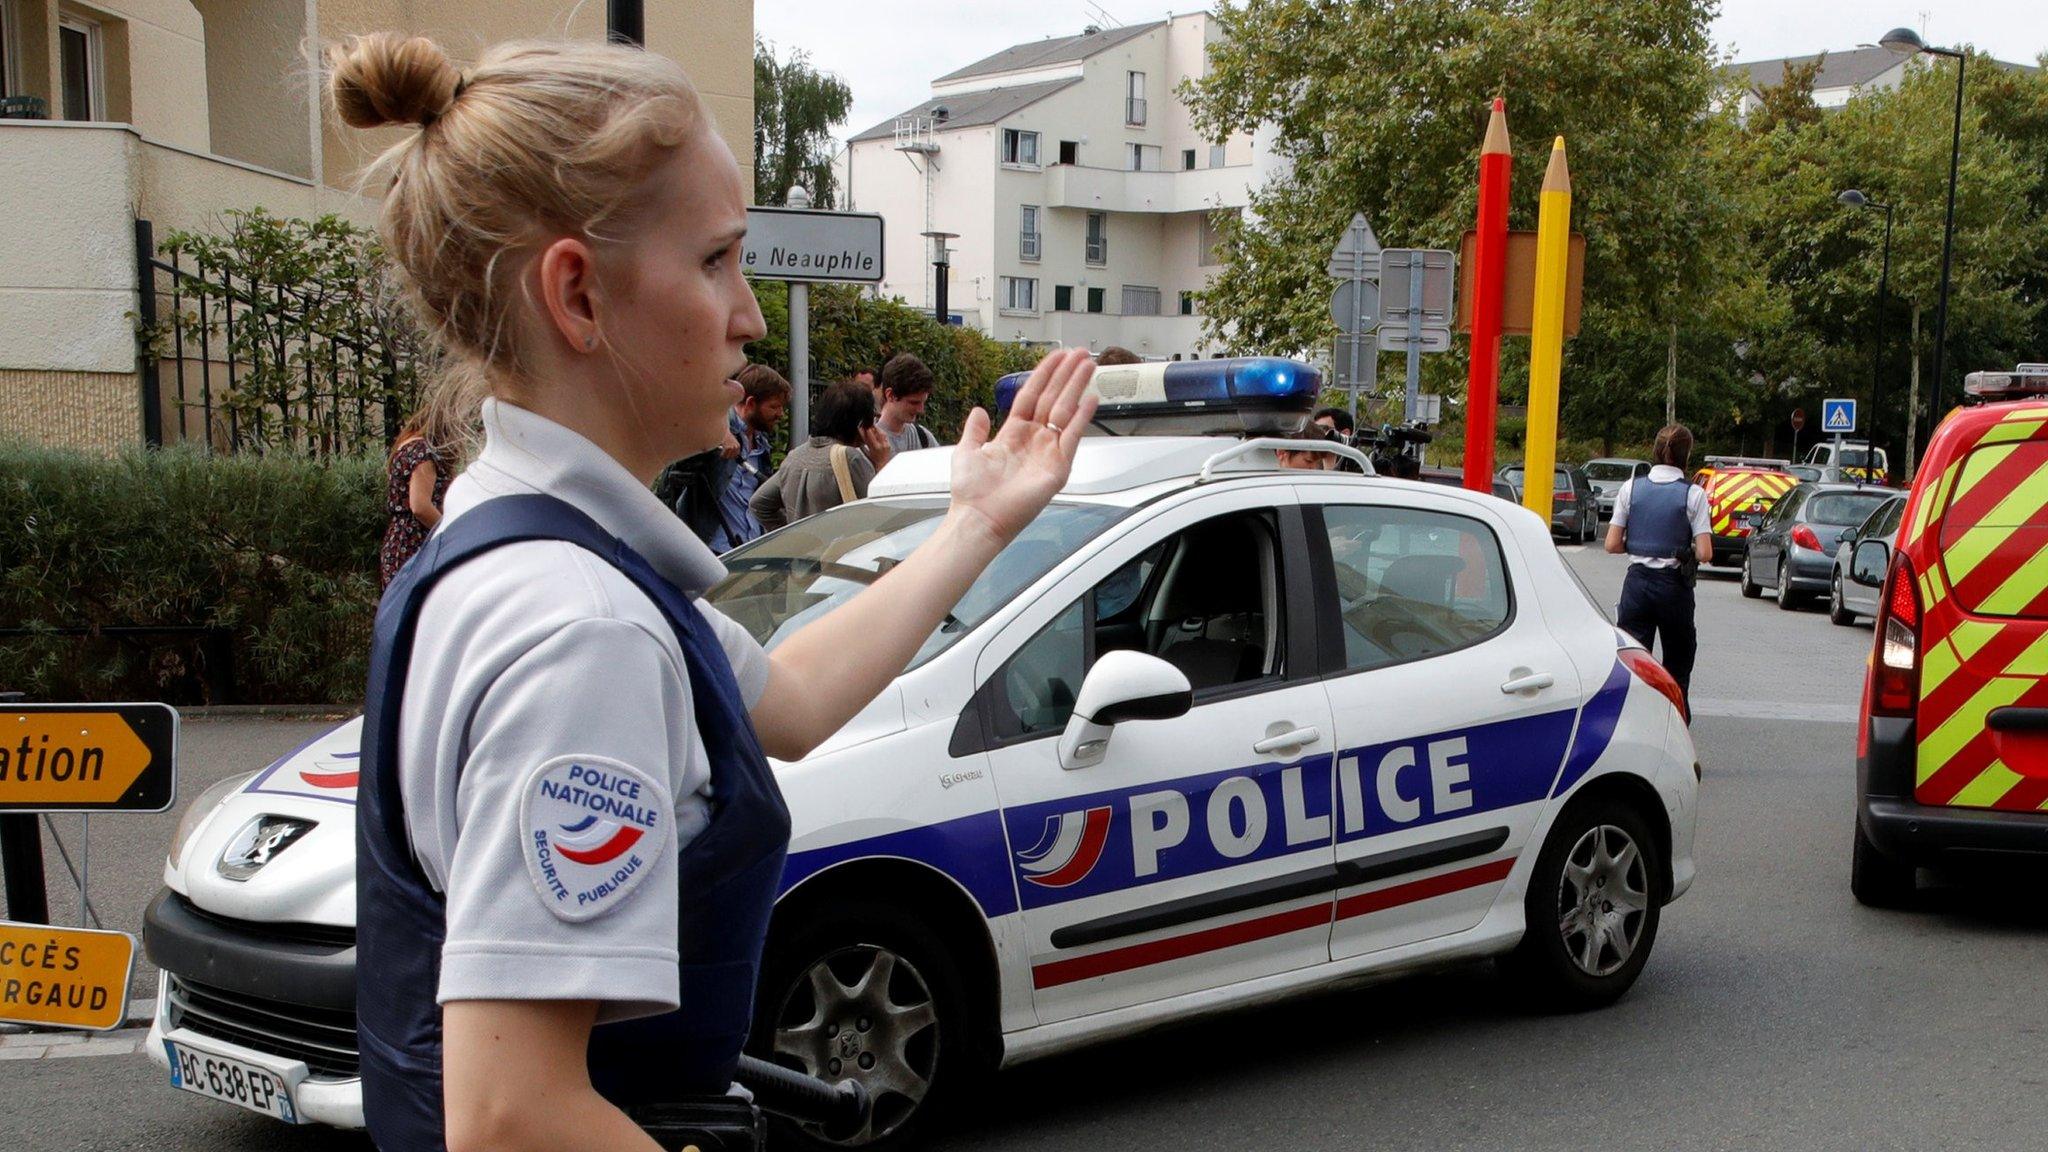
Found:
<box><xmin>1850</xmin><ymin>540</ymin><xmax>1890</xmax><ymax>588</ymax></box>
<box><xmin>1058</xmin><ymin>651</ymin><xmax>1194</xmax><ymax>770</ymax></box>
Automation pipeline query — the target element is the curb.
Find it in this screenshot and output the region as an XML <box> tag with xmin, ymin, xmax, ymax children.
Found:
<box><xmin>180</xmin><ymin>704</ymin><xmax>357</xmax><ymax>720</ymax></box>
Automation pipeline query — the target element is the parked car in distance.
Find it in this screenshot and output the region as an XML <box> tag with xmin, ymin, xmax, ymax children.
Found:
<box><xmin>1420</xmin><ymin>467</ymin><xmax>1517</xmax><ymax>501</ymax></box>
<box><xmin>1581</xmin><ymin>458</ymin><xmax>1651</xmax><ymax>520</ymax></box>
<box><xmin>1741</xmin><ymin>482</ymin><xmax>1900</xmax><ymax>609</ymax></box>
<box><xmin>1828</xmin><ymin>493</ymin><xmax>1907</xmax><ymax>625</ymax></box>
<box><xmin>1497</xmin><ymin>463</ymin><xmax>1600</xmax><ymax>542</ymax></box>
<box><xmin>1803</xmin><ymin>440</ymin><xmax>1890</xmax><ymax>485</ymax></box>
<box><xmin>1694</xmin><ymin>457</ymin><xmax>1797</xmax><ymax>568</ymax></box>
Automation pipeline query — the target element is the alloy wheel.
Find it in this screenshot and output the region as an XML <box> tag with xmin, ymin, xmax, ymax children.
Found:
<box><xmin>1556</xmin><ymin>824</ymin><xmax>1650</xmax><ymax>977</ymax></box>
<box><xmin>772</xmin><ymin>945</ymin><xmax>940</xmax><ymax>1146</ymax></box>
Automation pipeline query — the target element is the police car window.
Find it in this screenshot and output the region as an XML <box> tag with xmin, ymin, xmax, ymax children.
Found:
<box><xmin>1322</xmin><ymin>506</ymin><xmax>1510</xmax><ymax>672</ymax></box>
<box><xmin>993</xmin><ymin>515</ymin><xmax>1281</xmax><ymax>740</ymax></box>
<box><xmin>713</xmin><ymin>499</ymin><xmax>1127</xmax><ymax>669</ymax></box>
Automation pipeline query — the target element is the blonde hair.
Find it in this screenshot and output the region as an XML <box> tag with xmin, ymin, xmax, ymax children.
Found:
<box><xmin>327</xmin><ymin>33</ymin><xmax>711</xmax><ymax>428</ymax></box>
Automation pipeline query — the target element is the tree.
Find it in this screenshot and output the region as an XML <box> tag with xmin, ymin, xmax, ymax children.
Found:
<box><xmin>1746</xmin><ymin>55</ymin><xmax>1824</xmax><ymax>137</ymax></box>
<box><xmin>1185</xmin><ymin>1</ymin><xmax>1723</xmax><ymax>392</ymax></box>
<box><xmin>754</xmin><ymin>39</ymin><xmax>854</xmax><ymax>208</ymax></box>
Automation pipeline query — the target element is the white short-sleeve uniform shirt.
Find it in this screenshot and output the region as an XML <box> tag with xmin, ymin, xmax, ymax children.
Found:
<box><xmin>1609</xmin><ymin>464</ymin><xmax>1712</xmax><ymax>568</ymax></box>
<box><xmin>397</xmin><ymin>399</ymin><xmax>771</xmax><ymax>1023</ymax></box>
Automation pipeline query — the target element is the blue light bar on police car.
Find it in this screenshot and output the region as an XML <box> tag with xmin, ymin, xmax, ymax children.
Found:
<box><xmin>995</xmin><ymin>357</ymin><xmax>1323</xmax><ymax>436</ymax></box>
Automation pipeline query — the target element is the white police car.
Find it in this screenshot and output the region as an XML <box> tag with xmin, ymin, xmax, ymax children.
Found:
<box><xmin>145</xmin><ymin>359</ymin><xmax>1699</xmax><ymax>1148</ymax></box>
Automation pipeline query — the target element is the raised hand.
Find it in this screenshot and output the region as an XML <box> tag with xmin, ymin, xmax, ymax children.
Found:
<box><xmin>948</xmin><ymin>348</ymin><xmax>1100</xmax><ymax>544</ymax></box>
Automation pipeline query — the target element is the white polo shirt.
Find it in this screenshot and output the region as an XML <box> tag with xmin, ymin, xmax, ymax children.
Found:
<box><xmin>397</xmin><ymin>399</ymin><xmax>771</xmax><ymax>1021</ymax></box>
<box><xmin>1610</xmin><ymin>464</ymin><xmax>1712</xmax><ymax>568</ymax></box>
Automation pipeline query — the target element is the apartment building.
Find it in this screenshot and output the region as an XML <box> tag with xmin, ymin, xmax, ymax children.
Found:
<box><xmin>843</xmin><ymin>14</ymin><xmax>1274</xmax><ymax>360</ymax></box>
<box><xmin>1720</xmin><ymin>46</ymin><xmax>2037</xmax><ymax>119</ymax></box>
<box><xmin>0</xmin><ymin>1</ymin><xmax>752</xmax><ymax>452</ymax></box>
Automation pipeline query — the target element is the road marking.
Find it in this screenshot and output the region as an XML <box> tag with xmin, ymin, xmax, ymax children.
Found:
<box><xmin>1690</xmin><ymin>698</ymin><xmax>1858</xmax><ymax>724</ymax></box>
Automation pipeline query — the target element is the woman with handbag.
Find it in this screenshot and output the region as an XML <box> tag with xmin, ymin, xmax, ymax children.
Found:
<box><xmin>749</xmin><ymin>379</ymin><xmax>892</xmax><ymax>532</ymax></box>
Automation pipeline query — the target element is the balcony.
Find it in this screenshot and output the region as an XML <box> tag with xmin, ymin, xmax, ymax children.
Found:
<box><xmin>1084</xmin><ymin>235</ymin><xmax>1108</xmax><ymax>266</ymax></box>
<box><xmin>1020</xmin><ymin>231</ymin><xmax>1041</xmax><ymax>261</ymax></box>
<box><xmin>1045</xmin><ymin>162</ymin><xmax>1257</xmax><ymax>215</ymax></box>
<box><xmin>1125</xmin><ymin>96</ymin><xmax>1148</xmax><ymax>126</ymax></box>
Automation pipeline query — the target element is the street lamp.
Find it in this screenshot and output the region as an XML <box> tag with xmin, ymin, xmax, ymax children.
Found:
<box><xmin>1837</xmin><ymin>189</ymin><xmax>1894</xmax><ymax>463</ymax></box>
<box><xmin>1879</xmin><ymin>26</ymin><xmax>1966</xmax><ymax>437</ymax></box>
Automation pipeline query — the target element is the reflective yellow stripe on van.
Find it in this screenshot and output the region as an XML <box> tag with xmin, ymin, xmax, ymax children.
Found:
<box><xmin>1950</xmin><ymin>761</ymin><xmax>2026</xmax><ymax>809</ymax></box>
<box><xmin>1916</xmin><ymin>678</ymin><xmax>2031</xmax><ymax>786</ymax></box>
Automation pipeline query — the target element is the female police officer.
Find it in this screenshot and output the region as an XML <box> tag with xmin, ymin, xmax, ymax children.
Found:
<box><xmin>330</xmin><ymin>34</ymin><xmax>1098</xmax><ymax>1152</ymax></box>
<box><xmin>1605</xmin><ymin>423</ymin><xmax>1712</xmax><ymax>715</ymax></box>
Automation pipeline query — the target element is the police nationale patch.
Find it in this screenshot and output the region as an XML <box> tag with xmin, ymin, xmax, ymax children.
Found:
<box><xmin>519</xmin><ymin>755</ymin><xmax>670</xmax><ymax>923</ymax></box>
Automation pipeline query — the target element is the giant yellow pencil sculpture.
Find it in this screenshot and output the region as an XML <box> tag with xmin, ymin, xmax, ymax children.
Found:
<box><xmin>1523</xmin><ymin>137</ymin><xmax>1572</xmax><ymax>527</ymax></box>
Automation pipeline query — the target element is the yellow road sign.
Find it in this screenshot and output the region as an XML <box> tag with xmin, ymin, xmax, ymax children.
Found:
<box><xmin>0</xmin><ymin>921</ymin><xmax>135</xmax><ymax>1031</ymax></box>
<box><xmin>0</xmin><ymin>704</ymin><xmax>177</xmax><ymax>812</ymax></box>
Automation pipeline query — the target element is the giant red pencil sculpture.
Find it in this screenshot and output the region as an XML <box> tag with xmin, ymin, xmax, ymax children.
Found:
<box><xmin>1464</xmin><ymin>97</ymin><xmax>1511</xmax><ymax>493</ymax></box>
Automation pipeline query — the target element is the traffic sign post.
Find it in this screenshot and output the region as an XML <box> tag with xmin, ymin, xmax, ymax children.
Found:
<box><xmin>1327</xmin><ymin>213</ymin><xmax>1384</xmax><ymax>420</ymax></box>
<box><xmin>0</xmin><ymin>704</ymin><xmax>178</xmax><ymax>813</ymax></box>
<box><xmin>0</xmin><ymin>920</ymin><xmax>136</xmax><ymax>1030</ymax></box>
<box><xmin>1822</xmin><ymin>398</ymin><xmax>1857</xmax><ymax>470</ymax></box>
<box><xmin>1379</xmin><ymin>248</ymin><xmax>1456</xmax><ymax>422</ymax></box>
<box><xmin>1821</xmin><ymin>398</ymin><xmax>1857</xmax><ymax>435</ymax></box>
<box><xmin>744</xmin><ymin>194</ymin><xmax>886</xmax><ymax>445</ymax></box>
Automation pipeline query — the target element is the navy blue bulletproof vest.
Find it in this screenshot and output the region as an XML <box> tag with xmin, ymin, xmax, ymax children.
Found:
<box><xmin>1623</xmin><ymin>475</ymin><xmax>1693</xmax><ymax>560</ymax></box>
<box><xmin>357</xmin><ymin>494</ymin><xmax>790</xmax><ymax>1152</ymax></box>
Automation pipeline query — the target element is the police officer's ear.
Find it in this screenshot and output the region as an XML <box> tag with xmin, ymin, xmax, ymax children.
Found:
<box><xmin>536</xmin><ymin>236</ymin><xmax>605</xmax><ymax>355</ymax></box>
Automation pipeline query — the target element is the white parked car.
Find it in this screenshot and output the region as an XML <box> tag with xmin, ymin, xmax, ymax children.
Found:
<box><xmin>146</xmin><ymin>361</ymin><xmax>1698</xmax><ymax>1148</ymax></box>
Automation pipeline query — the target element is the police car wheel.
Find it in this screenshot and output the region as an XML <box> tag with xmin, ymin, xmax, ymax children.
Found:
<box><xmin>754</xmin><ymin>903</ymin><xmax>981</xmax><ymax>1149</ymax></box>
<box><xmin>1850</xmin><ymin>820</ymin><xmax>1916</xmax><ymax>908</ymax></box>
<box><xmin>1508</xmin><ymin>798</ymin><xmax>1663</xmax><ymax>1010</ymax></box>
<box><xmin>1740</xmin><ymin>558</ymin><xmax>1762</xmax><ymax>598</ymax></box>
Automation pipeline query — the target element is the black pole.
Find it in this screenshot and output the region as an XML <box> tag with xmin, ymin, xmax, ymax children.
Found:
<box><xmin>134</xmin><ymin>218</ymin><xmax>165</xmax><ymax>448</ymax></box>
<box><xmin>1928</xmin><ymin>52</ymin><xmax>1965</xmax><ymax>440</ymax></box>
<box><xmin>933</xmin><ymin>260</ymin><xmax>949</xmax><ymax>326</ymax></box>
<box><xmin>607</xmin><ymin>0</ymin><xmax>644</xmax><ymax>46</ymax></box>
<box><xmin>1872</xmin><ymin>204</ymin><xmax>1892</xmax><ymax>470</ymax></box>
<box><xmin>0</xmin><ymin>692</ymin><xmax>48</xmax><ymax>925</ymax></box>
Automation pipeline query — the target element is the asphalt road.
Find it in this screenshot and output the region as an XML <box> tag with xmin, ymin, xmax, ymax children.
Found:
<box><xmin>5</xmin><ymin>545</ymin><xmax>2045</xmax><ymax>1151</ymax></box>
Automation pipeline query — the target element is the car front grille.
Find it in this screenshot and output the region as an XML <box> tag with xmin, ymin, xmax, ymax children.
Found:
<box><xmin>165</xmin><ymin>974</ymin><xmax>360</xmax><ymax>1080</ymax></box>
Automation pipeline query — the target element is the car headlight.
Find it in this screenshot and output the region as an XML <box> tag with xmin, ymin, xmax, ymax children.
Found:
<box><xmin>168</xmin><ymin>771</ymin><xmax>256</xmax><ymax>871</ymax></box>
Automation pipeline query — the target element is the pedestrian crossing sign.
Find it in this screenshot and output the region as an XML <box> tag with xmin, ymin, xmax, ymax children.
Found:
<box><xmin>1821</xmin><ymin>398</ymin><xmax>1856</xmax><ymax>434</ymax></box>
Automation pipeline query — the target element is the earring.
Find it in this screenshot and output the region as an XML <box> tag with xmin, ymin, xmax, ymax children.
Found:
<box><xmin>585</xmin><ymin>335</ymin><xmax>597</xmax><ymax>350</ymax></box>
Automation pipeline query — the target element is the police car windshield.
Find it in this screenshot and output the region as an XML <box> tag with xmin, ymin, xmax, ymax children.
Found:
<box><xmin>710</xmin><ymin>500</ymin><xmax>1128</xmax><ymax>668</ymax></box>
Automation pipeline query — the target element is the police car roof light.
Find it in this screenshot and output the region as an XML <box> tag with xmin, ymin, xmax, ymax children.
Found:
<box><xmin>1201</xmin><ymin>437</ymin><xmax>1376</xmax><ymax>480</ymax></box>
<box><xmin>996</xmin><ymin>357</ymin><xmax>1324</xmax><ymax>437</ymax></box>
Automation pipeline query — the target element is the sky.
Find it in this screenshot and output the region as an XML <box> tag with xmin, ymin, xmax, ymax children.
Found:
<box><xmin>754</xmin><ymin>0</ymin><xmax>2048</xmax><ymax>148</ymax></box>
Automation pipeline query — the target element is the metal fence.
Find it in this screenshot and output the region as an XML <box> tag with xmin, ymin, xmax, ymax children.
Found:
<box><xmin>134</xmin><ymin>217</ymin><xmax>424</xmax><ymax>455</ymax></box>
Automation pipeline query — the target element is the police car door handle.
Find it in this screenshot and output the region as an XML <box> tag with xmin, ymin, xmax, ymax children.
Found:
<box><xmin>1499</xmin><ymin>672</ymin><xmax>1555</xmax><ymax>695</ymax></box>
<box><xmin>1253</xmin><ymin>726</ymin><xmax>1321</xmax><ymax>755</ymax></box>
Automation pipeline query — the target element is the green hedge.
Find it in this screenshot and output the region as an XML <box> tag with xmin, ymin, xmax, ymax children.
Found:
<box><xmin>0</xmin><ymin>443</ymin><xmax>383</xmax><ymax>705</ymax></box>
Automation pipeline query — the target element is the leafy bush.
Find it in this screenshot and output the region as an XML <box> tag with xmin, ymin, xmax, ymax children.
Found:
<box><xmin>750</xmin><ymin>282</ymin><xmax>1041</xmax><ymax>442</ymax></box>
<box><xmin>0</xmin><ymin>442</ymin><xmax>383</xmax><ymax>704</ymax></box>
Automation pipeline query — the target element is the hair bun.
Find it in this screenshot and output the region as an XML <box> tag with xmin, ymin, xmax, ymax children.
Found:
<box><xmin>329</xmin><ymin>33</ymin><xmax>462</xmax><ymax>130</ymax></box>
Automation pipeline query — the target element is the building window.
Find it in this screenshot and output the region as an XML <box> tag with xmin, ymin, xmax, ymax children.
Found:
<box><xmin>1121</xmin><ymin>286</ymin><xmax>1161</xmax><ymax>317</ymax></box>
<box><xmin>1087</xmin><ymin>287</ymin><xmax>1105</xmax><ymax>314</ymax></box>
<box><xmin>1126</xmin><ymin>71</ymin><xmax>1147</xmax><ymax>126</ymax></box>
<box><xmin>1019</xmin><ymin>205</ymin><xmax>1041</xmax><ymax>262</ymax></box>
<box><xmin>1002</xmin><ymin>129</ymin><xmax>1040</xmax><ymax>167</ymax></box>
<box><xmin>59</xmin><ymin>16</ymin><xmax>103</xmax><ymax>121</ymax></box>
<box><xmin>1182</xmin><ymin>148</ymin><xmax>1197</xmax><ymax>171</ymax></box>
<box><xmin>1126</xmin><ymin>144</ymin><xmax>1161</xmax><ymax>172</ymax></box>
<box><xmin>1084</xmin><ymin>212</ymin><xmax>1108</xmax><ymax>265</ymax></box>
<box><xmin>1180</xmin><ymin>291</ymin><xmax>1196</xmax><ymax>316</ymax></box>
<box><xmin>1210</xmin><ymin>143</ymin><xmax>1230</xmax><ymax>168</ymax></box>
<box><xmin>1058</xmin><ymin>139</ymin><xmax>1079</xmax><ymax>165</ymax></box>
<box><xmin>1000</xmin><ymin>276</ymin><xmax>1038</xmax><ymax>313</ymax></box>
<box><xmin>1054</xmin><ymin>285</ymin><xmax>1074</xmax><ymax>312</ymax></box>
<box><xmin>1199</xmin><ymin>209</ymin><xmax>1235</xmax><ymax>268</ymax></box>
